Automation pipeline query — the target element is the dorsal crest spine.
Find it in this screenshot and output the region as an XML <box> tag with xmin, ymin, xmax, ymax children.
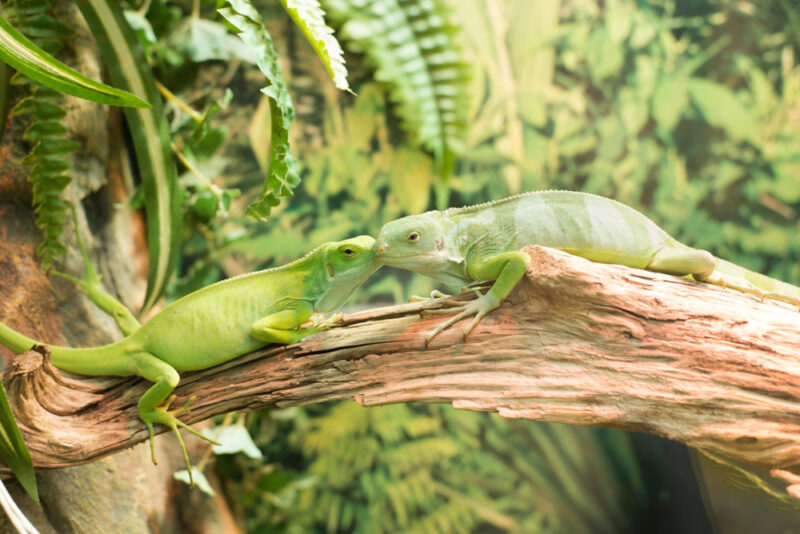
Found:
<box><xmin>442</xmin><ymin>190</ymin><xmax>570</xmax><ymax>216</ymax></box>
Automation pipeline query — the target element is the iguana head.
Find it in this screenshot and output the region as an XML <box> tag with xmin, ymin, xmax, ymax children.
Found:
<box><xmin>316</xmin><ymin>235</ymin><xmax>381</xmax><ymax>312</ymax></box>
<box><xmin>373</xmin><ymin>213</ymin><xmax>468</xmax><ymax>286</ymax></box>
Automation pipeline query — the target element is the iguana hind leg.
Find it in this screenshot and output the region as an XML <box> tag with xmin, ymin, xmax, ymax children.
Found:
<box><xmin>132</xmin><ymin>353</ymin><xmax>219</xmax><ymax>486</ymax></box>
<box><xmin>645</xmin><ymin>245</ymin><xmax>716</xmax><ymax>278</ymax></box>
<box><xmin>646</xmin><ymin>246</ymin><xmax>792</xmax><ymax>303</ymax></box>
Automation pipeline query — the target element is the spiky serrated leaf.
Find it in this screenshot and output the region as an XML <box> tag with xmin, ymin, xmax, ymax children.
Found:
<box><xmin>0</xmin><ymin>15</ymin><xmax>149</xmax><ymax>108</ymax></box>
<box><xmin>218</xmin><ymin>0</ymin><xmax>301</xmax><ymax>219</ymax></box>
<box><xmin>278</xmin><ymin>0</ymin><xmax>350</xmax><ymax>92</ymax></box>
<box><xmin>322</xmin><ymin>0</ymin><xmax>469</xmax><ymax>178</ymax></box>
<box><xmin>75</xmin><ymin>0</ymin><xmax>181</xmax><ymax>314</ymax></box>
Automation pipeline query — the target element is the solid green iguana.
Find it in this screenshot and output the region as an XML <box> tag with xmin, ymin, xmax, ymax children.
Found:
<box><xmin>0</xmin><ymin>235</ymin><xmax>380</xmax><ymax>482</ymax></box>
<box><xmin>373</xmin><ymin>190</ymin><xmax>800</xmax><ymax>344</ymax></box>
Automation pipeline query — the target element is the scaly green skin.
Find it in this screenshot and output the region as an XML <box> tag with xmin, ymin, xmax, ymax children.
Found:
<box><xmin>374</xmin><ymin>191</ymin><xmax>800</xmax><ymax>345</ymax></box>
<box><xmin>0</xmin><ymin>236</ymin><xmax>380</xmax><ymax>481</ymax></box>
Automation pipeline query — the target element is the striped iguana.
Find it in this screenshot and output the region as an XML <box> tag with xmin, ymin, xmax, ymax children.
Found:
<box><xmin>373</xmin><ymin>191</ymin><xmax>800</xmax><ymax>344</ymax></box>
<box><xmin>0</xmin><ymin>236</ymin><xmax>380</xmax><ymax>482</ymax></box>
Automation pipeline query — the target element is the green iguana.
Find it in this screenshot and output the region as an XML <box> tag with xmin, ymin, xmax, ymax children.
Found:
<box><xmin>0</xmin><ymin>235</ymin><xmax>380</xmax><ymax>482</ymax></box>
<box><xmin>373</xmin><ymin>190</ymin><xmax>800</xmax><ymax>344</ymax></box>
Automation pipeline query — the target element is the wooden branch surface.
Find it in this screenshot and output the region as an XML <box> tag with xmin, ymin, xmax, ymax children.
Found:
<box><xmin>4</xmin><ymin>246</ymin><xmax>800</xmax><ymax>487</ymax></box>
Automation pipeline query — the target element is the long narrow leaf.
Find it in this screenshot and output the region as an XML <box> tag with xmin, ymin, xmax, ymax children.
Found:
<box><xmin>0</xmin><ymin>15</ymin><xmax>149</xmax><ymax>108</ymax></box>
<box><xmin>219</xmin><ymin>0</ymin><xmax>301</xmax><ymax>219</ymax></box>
<box><xmin>0</xmin><ymin>383</ymin><xmax>38</xmax><ymax>503</ymax></box>
<box><xmin>278</xmin><ymin>0</ymin><xmax>350</xmax><ymax>92</ymax></box>
<box><xmin>75</xmin><ymin>0</ymin><xmax>181</xmax><ymax>314</ymax></box>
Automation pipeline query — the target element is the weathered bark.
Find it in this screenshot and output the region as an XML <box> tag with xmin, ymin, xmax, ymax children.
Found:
<box><xmin>5</xmin><ymin>245</ymin><xmax>800</xmax><ymax>497</ymax></box>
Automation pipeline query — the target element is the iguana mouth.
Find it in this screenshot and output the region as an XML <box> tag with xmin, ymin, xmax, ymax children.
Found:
<box><xmin>375</xmin><ymin>252</ymin><xmax>442</xmax><ymax>264</ymax></box>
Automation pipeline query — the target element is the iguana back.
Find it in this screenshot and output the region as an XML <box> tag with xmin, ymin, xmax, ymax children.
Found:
<box><xmin>444</xmin><ymin>191</ymin><xmax>676</xmax><ymax>269</ymax></box>
<box><xmin>132</xmin><ymin>261</ymin><xmax>320</xmax><ymax>371</ymax></box>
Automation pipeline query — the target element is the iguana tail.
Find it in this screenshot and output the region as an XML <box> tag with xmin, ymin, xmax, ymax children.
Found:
<box><xmin>0</xmin><ymin>321</ymin><xmax>133</xmax><ymax>376</ymax></box>
<box><xmin>705</xmin><ymin>259</ymin><xmax>800</xmax><ymax>307</ymax></box>
<box><xmin>0</xmin><ymin>322</ymin><xmax>38</xmax><ymax>355</ymax></box>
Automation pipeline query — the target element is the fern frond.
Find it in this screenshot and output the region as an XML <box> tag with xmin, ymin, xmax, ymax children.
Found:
<box><xmin>278</xmin><ymin>0</ymin><xmax>350</xmax><ymax>92</ymax></box>
<box><xmin>370</xmin><ymin>404</ymin><xmax>413</xmax><ymax>444</ymax></box>
<box><xmin>383</xmin><ymin>469</ymin><xmax>436</xmax><ymax>526</ymax></box>
<box><xmin>322</xmin><ymin>0</ymin><xmax>470</xmax><ymax>178</ymax></box>
<box><xmin>218</xmin><ymin>0</ymin><xmax>301</xmax><ymax>219</ymax></box>
<box><xmin>402</xmin><ymin>499</ymin><xmax>478</xmax><ymax>534</ymax></box>
<box><xmin>7</xmin><ymin>1</ymin><xmax>77</xmax><ymax>271</ymax></box>
<box><xmin>300</xmin><ymin>401</ymin><xmax>371</xmax><ymax>450</ymax></box>
<box><xmin>309</xmin><ymin>435</ymin><xmax>380</xmax><ymax>487</ymax></box>
<box><xmin>380</xmin><ymin>436</ymin><xmax>461</xmax><ymax>477</ymax></box>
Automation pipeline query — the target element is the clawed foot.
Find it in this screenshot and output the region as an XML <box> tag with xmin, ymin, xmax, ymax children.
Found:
<box><xmin>421</xmin><ymin>292</ymin><xmax>500</xmax><ymax>347</ymax></box>
<box><xmin>140</xmin><ymin>395</ymin><xmax>220</xmax><ymax>486</ymax></box>
<box><xmin>304</xmin><ymin>313</ymin><xmax>343</xmax><ymax>334</ymax></box>
<box><xmin>707</xmin><ymin>273</ymin><xmax>766</xmax><ymax>302</ymax></box>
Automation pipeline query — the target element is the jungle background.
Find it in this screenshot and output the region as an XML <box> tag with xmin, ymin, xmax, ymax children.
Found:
<box><xmin>1</xmin><ymin>0</ymin><xmax>799</xmax><ymax>532</ymax></box>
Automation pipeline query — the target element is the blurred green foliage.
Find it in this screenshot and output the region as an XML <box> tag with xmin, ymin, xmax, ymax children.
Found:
<box><xmin>451</xmin><ymin>0</ymin><xmax>799</xmax><ymax>284</ymax></box>
<box><xmin>172</xmin><ymin>0</ymin><xmax>799</xmax><ymax>303</ymax></box>
<box><xmin>216</xmin><ymin>404</ymin><xmax>648</xmax><ymax>534</ymax></box>
<box><xmin>126</xmin><ymin>0</ymin><xmax>800</xmax><ymax>531</ymax></box>
<box><xmin>8</xmin><ymin>0</ymin><xmax>797</xmax><ymax>530</ymax></box>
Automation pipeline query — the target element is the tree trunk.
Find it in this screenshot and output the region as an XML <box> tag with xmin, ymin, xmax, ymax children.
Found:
<box><xmin>5</xmin><ymin>244</ymin><xmax>800</xmax><ymax>501</ymax></box>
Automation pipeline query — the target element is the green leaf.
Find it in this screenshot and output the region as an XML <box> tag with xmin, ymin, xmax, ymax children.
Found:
<box><xmin>605</xmin><ymin>8</ymin><xmax>632</xmax><ymax>43</ymax></box>
<box><xmin>122</xmin><ymin>10</ymin><xmax>156</xmax><ymax>50</ymax></box>
<box><xmin>652</xmin><ymin>75</ymin><xmax>688</xmax><ymax>132</ymax></box>
<box><xmin>586</xmin><ymin>26</ymin><xmax>624</xmax><ymax>84</ymax></box>
<box><xmin>203</xmin><ymin>425</ymin><xmax>264</xmax><ymax>459</ymax></box>
<box><xmin>76</xmin><ymin>0</ymin><xmax>182</xmax><ymax>314</ymax></box>
<box><xmin>171</xmin><ymin>18</ymin><xmax>254</xmax><ymax>63</ymax></box>
<box><xmin>0</xmin><ymin>15</ymin><xmax>149</xmax><ymax>108</ymax></box>
<box><xmin>173</xmin><ymin>468</ymin><xmax>215</xmax><ymax>495</ymax></box>
<box><xmin>0</xmin><ymin>383</ymin><xmax>38</xmax><ymax>502</ymax></box>
<box><xmin>278</xmin><ymin>0</ymin><xmax>350</xmax><ymax>92</ymax></box>
<box><xmin>688</xmin><ymin>78</ymin><xmax>757</xmax><ymax>142</ymax></box>
<box><xmin>218</xmin><ymin>0</ymin><xmax>301</xmax><ymax>219</ymax></box>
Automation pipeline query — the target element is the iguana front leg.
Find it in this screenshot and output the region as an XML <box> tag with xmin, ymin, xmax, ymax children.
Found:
<box><xmin>423</xmin><ymin>251</ymin><xmax>531</xmax><ymax>346</ymax></box>
<box><xmin>250</xmin><ymin>301</ymin><xmax>341</xmax><ymax>345</ymax></box>
<box><xmin>131</xmin><ymin>353</ymin><xmax>219</xmax><ymax>486</ymax></box>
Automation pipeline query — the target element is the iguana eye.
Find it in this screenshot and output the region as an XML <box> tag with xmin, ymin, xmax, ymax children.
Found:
<box><xmin>407</xmin><ymin>231</ymin><xmax>420</xmax><ymax>242</ymax></box>
<box><xmin>343</xmin><ymin>247</ymin><xmax>354</xmax><ymax>256</ymax></box>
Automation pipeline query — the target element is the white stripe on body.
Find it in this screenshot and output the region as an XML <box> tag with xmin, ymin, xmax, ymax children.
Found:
<box><xmin>511</xmin><ymin>192</ymin><xmax>566</xmax><ymax>248</ymax></box>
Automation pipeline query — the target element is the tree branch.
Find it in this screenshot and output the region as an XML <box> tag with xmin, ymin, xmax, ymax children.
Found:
<box><xmin>4</xmin><ymin>246</ymin><xmax>800</xmax><ymax>493</ymax></box>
